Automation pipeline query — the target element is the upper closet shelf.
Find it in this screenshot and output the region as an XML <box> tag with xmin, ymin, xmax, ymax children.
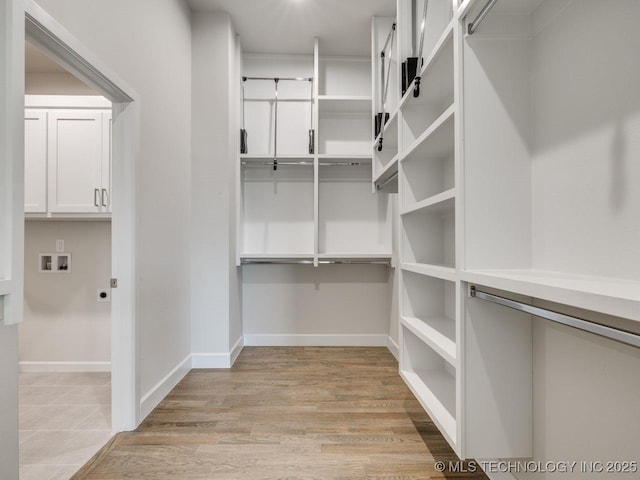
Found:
<box><xmin>399</xmin><ymin>22</ymin><xmax>454</xmax><ymax>109</ymax></box>
<box><xmin>461</xmin><ymin>269</ymin><xmax>640</xmax><ymax>322</ymax></box>
<box><xmin>318</xmin><ymin>95</ymin><xmax>372</xmax><ymax>114</ymax></box>
<box><xmin>373</xmin><ymin>108</ymin><xmax>399</xmax><ymax>149</ymax></box>
<box><xmin>318</xmin><ymin>154</ymin><xmax>372</xmax><ymax>164</ymax></box>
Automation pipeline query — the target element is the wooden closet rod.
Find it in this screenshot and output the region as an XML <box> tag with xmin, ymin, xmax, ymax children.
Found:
<box><xmin>469</xmin><ymin>286</ymin><xmax>640</xmax><ymax>349</ymax></box>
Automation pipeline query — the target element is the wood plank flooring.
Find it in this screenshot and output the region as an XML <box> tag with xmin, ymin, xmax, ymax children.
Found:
<box><xmin>72</xmin><ymin>347</ymin><xmax>487</xmax><ymax>479</ymax></box>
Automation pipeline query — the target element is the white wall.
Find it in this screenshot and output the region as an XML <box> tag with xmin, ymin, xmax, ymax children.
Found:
<box><xmin>515</xmin><ymin>317</ymin><xmax>640</xmax><ymax>480</ymax></box>
<box><xmin>242</xmin><ymin>264</ymin><xmax>391</xmax><ymax>345</ymax></box>
<box><xmin>34</xmin><ymin>0</ymin><xmax>193</xmax><ymax>417</ymax></box>
<box><xmin>20</xmin><ymin>221</ymin><xmax>111</xmax><ymax>368</ymax></box>
<box><xmin>190</xmin><ymin>12</ymin><xmax>243</xmax><ymax>366</ymax></box>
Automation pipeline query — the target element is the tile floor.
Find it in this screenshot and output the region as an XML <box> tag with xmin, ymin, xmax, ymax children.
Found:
<box><xmin>19</xmin><ymin>372</ymin><xmax>113</xmax><ymax>480</ymax></box>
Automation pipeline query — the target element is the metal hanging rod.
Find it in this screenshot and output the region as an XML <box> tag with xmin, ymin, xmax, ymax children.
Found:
<box><xmin>241</xmin><ymin>258</ymin><xmax>391</xmax><ymax>265</ymax></box>
<box><xmin>319</xmin><ymin>259</ymin><xmax>391</xmax><ymax>265</ymax></box>
<box><xmin>467</xmin><ymin>0</ymin><xmax>499</xmax><ymax>35</ymax></box>
<box><xmin>242</xmin><ymin>76</ymin><xmax>313</xmax><ymax>82</ymax></box>
<box><xmin>469</xmin><ymin>286</ymin><xmax>640</xmax><ymax>349</ymax></box>
<box><xmin>375</xmin><ymin>170</ymin><xmax>398</xmax><ymax>190</ymax></box>
<box><xmin>242</xmin><ymin>161</ymin><xmax>363</xmax><ymax>167</ymax></box>
<box><xmin>241</xmin><ymin>259</ymin><xmax>314</xmax><ymax>265</ymax></box>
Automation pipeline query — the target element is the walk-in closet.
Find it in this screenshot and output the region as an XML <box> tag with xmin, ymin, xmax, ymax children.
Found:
<box><xmin>1</xmin><ymin>0</ymin><xmax>638</xmax><ymax>479</ymax></box>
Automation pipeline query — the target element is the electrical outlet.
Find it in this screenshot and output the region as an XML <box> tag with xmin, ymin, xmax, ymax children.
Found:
<box><xmin>97</xmin><ymin>289</ymin><xmax>111</xmax><ymax>302</ymax></box>
<box><xmin>56</xmin><ymin>239</ymin><xmax>64</xmax><ymax>252</ymax></box>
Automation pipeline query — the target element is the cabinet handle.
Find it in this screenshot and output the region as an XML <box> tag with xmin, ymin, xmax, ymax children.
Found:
<box><xmin>94</xmin><ymin>188</ymin><xmax>100</xmax><ymax>207</ymax></box>
<box><xmin>101</xmin><ymin>189</ymin><xmax>108</xmax><ymax>207</ymax></box>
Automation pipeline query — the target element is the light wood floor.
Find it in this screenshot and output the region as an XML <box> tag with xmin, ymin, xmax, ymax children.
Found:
<box><xmin>73</xmin><ymin>347</ymin><xmax>486</xmax><ymax>479</ymax></box>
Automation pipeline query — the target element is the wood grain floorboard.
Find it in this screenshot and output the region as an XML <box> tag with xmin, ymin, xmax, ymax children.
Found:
<box><xmin>72</xmin><ymin>347</ymin><xmax>488</xmax><ymax>479</ymax></box>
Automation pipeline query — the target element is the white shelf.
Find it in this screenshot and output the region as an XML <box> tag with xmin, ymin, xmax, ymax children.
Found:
<box><xmin>241</xmin><ymin>154</ymin><xmax>314</xmax><ymax>161</ymax></box>
<box><xmin>402</xmin><ymin>315</ymin><xmax>456</xmax><ymax>366</ymax></box>
<box><xmin>400</xmin><ymin>369</ymin><xmax>457</xmax><ymax>447</ymax></box>
<box><xmin>462</xmin><ymin>269</ymin><xmax>640</xmax><ymax>322</ymax></box>
<box><xmin>317</xmin><ymin>154</ymin><xmax>372</xmax><ymax>163</ymax></box>
<box><xmin>401</xmin><ymin>263</ymin><xmax>457</xmax><ymax>282</ymax></box>
<box><xmin>244</xmin><ymin>97</ymin><xmax>312</xmax><ymax>102</ymax></box>
<box><xmin>400</xmin><ymin>105</ymin><xmax>455</xmax><ymax>163</ymax></box>
<box><xmin>399</xmin><ymin>21</ymin><xmax>454</xmax><ymax>110</ymax></box>
<box><xmin>318</xmin><ymin>95</ymin><xmax>372</xmax><ymax>114</ymax></box>
<box><xmin>318</xmin><ymin>253</ymin><xmax>392</xmax><ymax>259</ymax></box>
<box><xmin>401</xmin><ymin>189</ymin><xmax>455</xmax><ymax>216</ymax></box>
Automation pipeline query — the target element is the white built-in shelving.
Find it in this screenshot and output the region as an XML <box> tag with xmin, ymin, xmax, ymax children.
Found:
<box><xmin>380</xmin><ymin>0</ymin><xmax>640</xmax><ymax>461</ymax></box>
<box><xmin>238</xmin><ymin>41</ymin><xmax>391</xmax><ymax>265</ymax></box>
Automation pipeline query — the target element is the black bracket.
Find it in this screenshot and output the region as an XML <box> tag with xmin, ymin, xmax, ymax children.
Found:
<box><xmin>273</xmin><ymin>159</ymin><xmax>278</xmax><ymax>171</ymax></box>
<box><xmin>413</xmin><ymin>76</ymin><xmax>421</xmax><ymax>98</ymax></box>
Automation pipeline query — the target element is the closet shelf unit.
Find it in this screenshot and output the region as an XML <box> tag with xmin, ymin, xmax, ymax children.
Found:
<box><xmin>462</xmin><ymin>269</ymin><xmax>640</xmax><ymax>323</ymax></box>
<box><xmin>395</xmin><ymin>0</ymin><xmax>640</xmax><ymax>461</ymax></box>
<box><xmin>238</xmin><ymin>39</ymin><xmax>392</xmax><ymax>265</ymax></box>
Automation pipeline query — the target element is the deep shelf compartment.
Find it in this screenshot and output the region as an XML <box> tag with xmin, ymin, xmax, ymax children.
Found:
<box><xmin>402</xmin><ymin>270</ymin><xmax>456</xmax><ymax>365</ymax></box>
<box><xmin>319</xmin><ymin>164</ymin><xmax>392</xmax><ymax>255</ymax></box>
<box><xmin>401</xmin><ymin>195</ymin><xmax>455</xmax><ymax>269</ymax></box>
<box><xmin>401</xmin><ymin>325</ymin><xmax>457</xmax><ymax>447</ymax></box>
<box><xmin>400</xmin><ymin>107</ymin><xmax>455</xmax><ymax>206</ymax></box>
<box><xmin>241</xmin><ymin>164</ymin><xmax>314</xmax><ymax>255</ymax></box>
<box><xmin>400</xmin><ymin>24</ymin><xmax>454</xmax><ymax>148</ymax></box>
<box><xmin>318</xmin><ymin>113</ymin><xmax>371</xmax><ymax>156</ymax></box>
<box><xmin>318</xmin><ymin>57</ymin><xmax>371</xmax><ymax>97</ymax></box>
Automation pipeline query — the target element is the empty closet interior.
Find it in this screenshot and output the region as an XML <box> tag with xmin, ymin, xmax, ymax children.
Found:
<box><xmin>230</xmin><ymin>0</ymin><xmax>640</xmax><ymax>469</ymax></box>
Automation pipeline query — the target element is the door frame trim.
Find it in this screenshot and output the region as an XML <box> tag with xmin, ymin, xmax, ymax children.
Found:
<box><xmin>24</xmin><ymin>0</ymin><xmax>141</xmax><ymax>431</ymax></box>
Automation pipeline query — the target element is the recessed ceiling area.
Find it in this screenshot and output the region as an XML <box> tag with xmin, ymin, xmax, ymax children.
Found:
<box><xmin>25</xmin><ymin>42</ymin><xmax>68</xmax><ymax>74</ymax></box>
<box><xmin>187</xmin><ymin>0</ymin><xmax>396</xmax><ymax>56</ymax></box>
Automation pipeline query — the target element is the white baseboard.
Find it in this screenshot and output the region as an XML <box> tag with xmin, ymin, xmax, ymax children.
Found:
<box><xmin>191</xmin><ymin>336</ymin><xmax>245</xmax><ymax>369</ymax></box>
<box><xmin>139</xmin><ymin>354</ymin><xmax>191</xmax><ymax>421</ymax></box>
<box><xmin>19</xmin><ymin>361</ymin><xmax>111</xmax><ymax>372</ymax></box>
<box><xmin>243</xmin><ymin>334</ymin><xmax>388</xmax><ymax>347</ymax></box>
<box><xmin>230</xmin><ymin>336</ymin><xmax>244</xmax><ymax>365</ymax></box>
<box><xmin>386</xmin><ymin>336</ymin><xmax>399</xmax><ymax>360</ymax></box>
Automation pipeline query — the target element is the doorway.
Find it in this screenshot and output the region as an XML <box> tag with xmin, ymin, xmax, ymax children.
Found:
<box><xmin>19</xmin><ymin>40</ymin><xmax>114</xmax><ymax>477</ymax></box>
<box><xmin>23</xmin><ymin>0</ymin><xmax>139</xmax><ymax>436</ymax></box>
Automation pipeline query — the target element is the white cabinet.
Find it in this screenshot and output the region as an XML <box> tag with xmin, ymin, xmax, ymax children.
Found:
<box><xmin>24</xmin><ymin>110</ymin><xmax>48</xmax><ymax>213</ymax></box>
<box><xmin>24</xmin><ymin>96</ymin><xmax>112</xmax><ymax>217</ymax></box>
<box><xmin>47</xmin><ymin>110</ymin><xmax>111</xmax><ymax>214</ymax></box>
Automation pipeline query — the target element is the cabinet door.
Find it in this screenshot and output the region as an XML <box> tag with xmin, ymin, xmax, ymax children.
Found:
<box><xmin>47</xmin><ymin>110</ymin><xmax>103</xmax><ymax>213</ymax></box>
<box><xmin>24</xmin><ymin>110</ymin><xmax>48</xmax><ymax>213</ymax></box>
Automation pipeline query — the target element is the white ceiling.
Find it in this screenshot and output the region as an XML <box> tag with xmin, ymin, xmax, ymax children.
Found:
<box><xmin>188</xmin><ymin>0</ymin><xmax>396</xmax><ymax>56</ymax></box>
